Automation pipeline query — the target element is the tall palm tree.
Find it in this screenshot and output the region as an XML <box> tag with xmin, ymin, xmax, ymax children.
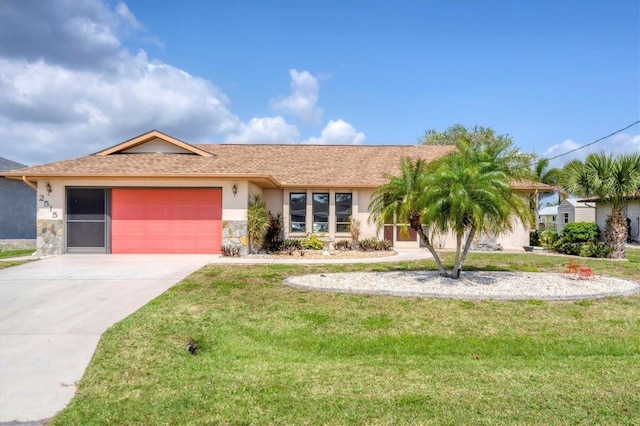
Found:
<box><xmin>369</xmin><ymin>157</ymin><xmax>447</xmax><ymax>274</ymax></box>
<box><xmin>561</xmin><ymin>152</ymin><xmax>640</xmax><ymax>259</ymax></box>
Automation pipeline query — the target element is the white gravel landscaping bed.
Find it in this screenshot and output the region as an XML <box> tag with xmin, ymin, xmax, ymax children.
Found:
<box><xmin>284</xmin><ymin>271</ymin><xmax>640</xmax><ymax>301</ymax></box>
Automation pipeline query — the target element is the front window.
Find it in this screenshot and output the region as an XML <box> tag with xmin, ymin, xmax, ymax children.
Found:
<box><xmin>290</xmin><ymin>193</ymin><xmax>306</xmax><ymax>233</ymax></box>
<box><xmin>564</xmin><ymin>213</ymin><xmax>569</xmax><ymax>224</ymax></box>
<box><xmin>312</xmin><ymin>193</ymin><xmax>329</xmax><ymax>232</ymax></box>
<box><xmin>335</xmin><ymin>193</ymin><xmax>352</xmax><ymax>233</ymax></box>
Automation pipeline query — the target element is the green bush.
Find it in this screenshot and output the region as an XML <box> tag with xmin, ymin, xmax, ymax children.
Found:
<box><xmin>554</xmin><ymin>222</ymin><xmax>602</xmax><ymax>257</ymax></box>
<box><xmin>301</xmin><ymin>234</ymin><xmax>324</xmax><ymax>250</ymax></box>
<box><xmin>539</xmin><ymin>229</ymin><xmax>559</xmax><ymax>249</ymax></box>
<box><xmin>554</xmin><ymin>241</ymin><xmax>583</xmax><ymax>256</ymax></box>
<box><xmin>579</xmin><ymin>241</ymin><xmax>613</xmax><ymax>258</ymax></box>
<box><xmin>561</xmin><ymin>222</ymin><xmax>600</xmax><ymax>243</ymax></box>
<box><xmin>281</xmin><ymin>238</ymin><xmax>302</xmax><ymax>255</ymax></box>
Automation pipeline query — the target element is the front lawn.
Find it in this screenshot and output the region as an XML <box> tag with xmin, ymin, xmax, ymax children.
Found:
<box><xmin>53</xmin><ymin>252</ymin><xmax>640</xmax><ymax>425</ymax></box>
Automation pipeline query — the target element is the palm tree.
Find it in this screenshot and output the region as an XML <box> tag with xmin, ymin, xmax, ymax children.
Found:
<box><xmin>420</xmin><ymin>139</ymin><xmax>531</xmax><ymax>277</ymax></box>
<box><xmin>533</xmin><ymin>157</ymin><xmax>564</xmax><ymax>205</ymax></box>
<box><xmin>370</xmin><ymin>138</ymin><xmax>532</xmax><ymax>278</ymax></box>
<box><xmin>561</xmin><ymin>152</ymin><xmax>640</xmax><ymax>259</ymax></box>
<box><xmin>369</xmin><ymin>157</ymin><xmax>447</xmax><ymax>274</ymax></box>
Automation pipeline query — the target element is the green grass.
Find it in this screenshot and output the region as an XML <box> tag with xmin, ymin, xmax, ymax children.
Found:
<box><xmin>52</xmin><ymin>252</ymin><xmax>640</xmax><ymax>425</ymax></box>
<box><xmin>0</xmin><ymin>248</ymin><xmax>34</xmax><ymax>259</ymax></box>
<box><xmin>0</xmin><ymin>248</ymin><xmax>36</xmax><ymax>269</ymax></box>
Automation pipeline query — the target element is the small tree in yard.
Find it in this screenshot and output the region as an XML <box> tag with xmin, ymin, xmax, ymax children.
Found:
<box><xmin>247</xmin><ymin>194</ymin><xmax>270</xmax><ymax>254</ymax></box>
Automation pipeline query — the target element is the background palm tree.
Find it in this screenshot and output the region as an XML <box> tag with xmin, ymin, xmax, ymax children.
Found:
<box><xmin>533</xmin><ymin>157</ymin><xmax>565</xmax><ymax>204</ymax></box>
<box><xmin>561</xmin><ymin>152</ymin><xmax>640</xmax><ymax>259</ymax></box>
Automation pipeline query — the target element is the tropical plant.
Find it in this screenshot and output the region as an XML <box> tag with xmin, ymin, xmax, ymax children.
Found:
<box><xmin>539</xmin><ymin>229</ymin><xmax>559</xmax><ymax>249</ymax></box>
<box><xmin>301</xmin><ymin>234</ymin><xmax>324</xmax><ymax>250</ymax></box>
<box><xmin>281</xmin><ymin>238</ymin><xmax>302</xmax><ymax>255</ymax></box>
<box><xmin>221</xmin><ymin>244</ymin><xmax>241</xmax><ymax>257</ymax></box>
<box><xmin>246</xmin><ymin>194</ymin><xmax>270</xmax><ymax>254</ymax></box>
<box><xmin>264</xmin><ymin>211</ymin><xmax>283</xmax><ymax>252</ymax></box>
<box><xmin>531</xmin><ymin>157</ymin><xmax>565</xmax><ymax>221</ymax></box>
<box><xmin>561</xmin><ymin>152</ymin><xmax>640</xmax><ymax>259</ymax></box>
<box><xmin>349</xmin><ymin>218</ymin><xmax>361</xmax><ymax>243</ymax></box>
<box><xmin>420</xmin><ymin>139</ymin><xmax>532</xmax><ymax>277</ymax></box>
<box><xmin>370</xmin><ymin>136</ymin><xmax>532</xmax><ymax>278</ymax></box>
<box><xmin>334</xmin><ymin>240</ymin><xmax>353</xmax><ymax>251</ymax></box>
<box><xmin>357</xmin><ymin>238</ymin><xmax>392</xmax><ymax>252</ymax></box>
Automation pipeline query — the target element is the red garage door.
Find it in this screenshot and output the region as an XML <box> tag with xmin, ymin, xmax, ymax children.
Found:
<box><xmin>111</xmin><ymin>188</ymin><xmax>222</xmax><ymax>254</ymax></box>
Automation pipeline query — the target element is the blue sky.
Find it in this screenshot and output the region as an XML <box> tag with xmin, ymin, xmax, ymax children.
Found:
<box><xmin>0</xmin><ymin>0</ymin><xmax>638</xmax><ymax>166</ymax></box>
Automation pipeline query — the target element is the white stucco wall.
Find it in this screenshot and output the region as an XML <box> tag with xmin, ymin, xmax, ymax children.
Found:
<box><xmin>596</xmin><ymin>200</ymin><xmax>640</xmax><ymax>243</ymax></box>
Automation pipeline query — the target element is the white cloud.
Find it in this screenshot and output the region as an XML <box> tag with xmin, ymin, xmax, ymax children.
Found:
<box><xmin>224</xmin><ymin>117</ymin><xmax>300</xmax><ymax>143</ymax></box>
<box><xmin>305</xmin><ymin>119</ymin><xmax>366</xmax><ymax>145</ymax></box>
<box><xmin>544</xmin><ymin>133</ymin><xmax>640</xmax><ymax>168</ymax></box>
<box><xmin>270</xmin><ymin>69</ymin><xmax>323</xmax><ymax>124</ymax></box>
<box><xmin>0</xmin><ymin>52</ymin><xmax>242</xmax><ymax>164</ymax></box>
<box><xmin>0</xmin><ymin>1</ymin><xmax>368</xmax><ymax>165</ymax></box>
<box><xmin>116</xmin><ymin>2</ymin><xmax>142</xmax><ymax>31</ymax></box>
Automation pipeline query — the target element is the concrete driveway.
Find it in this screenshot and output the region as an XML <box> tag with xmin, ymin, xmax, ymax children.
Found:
<box><xmin>0</xmin><ymin>254</ymin><xmax>212</xmax><ymax>423</ymax></box>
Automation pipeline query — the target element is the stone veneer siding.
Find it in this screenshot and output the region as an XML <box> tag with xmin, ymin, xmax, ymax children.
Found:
<box><xmin>36</xmin><ymin>219</ymin><xmax>64</xmax><ymax>256</ymax></box>
<box><xmin>222</xmin><ymin>220</ymin><xmax>248</xmax><ymax>255</ymax></box>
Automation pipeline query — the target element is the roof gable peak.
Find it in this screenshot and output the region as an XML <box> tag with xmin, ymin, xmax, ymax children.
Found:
<box><xmin>95</xmin><ymin>130</ymin><xmax>213</xmax><ymax>157</ymax></box>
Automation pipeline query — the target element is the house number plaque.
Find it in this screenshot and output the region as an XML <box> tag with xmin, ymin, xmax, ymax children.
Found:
<box><xmin>38</xmin><ymin>194</ymin><xmax>61</xmax><ymax>219</ymax></box>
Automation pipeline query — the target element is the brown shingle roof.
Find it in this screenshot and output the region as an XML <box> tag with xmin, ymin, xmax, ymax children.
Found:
<box><xmin>4</xmin><ymin>143</ymin><xmax>458</xmax><ymax>188</ymax></box>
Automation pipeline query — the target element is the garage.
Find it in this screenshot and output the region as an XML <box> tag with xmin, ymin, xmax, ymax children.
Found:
<box><xmin>111</xmin><ymin>188</ymin><xmax>222</xmax><ymax>254</ymax></box>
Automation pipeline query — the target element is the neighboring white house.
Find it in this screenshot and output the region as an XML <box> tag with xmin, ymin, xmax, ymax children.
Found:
<box><xmin>537</xmin><ymin>205</ymin><xmax>558</xmax><ymax>230</ymax></box>
<box><xmin>1</xmin><ymin>130</ymin><xmax>552</xmax><ymax>255</ymax></box>
<box><xmin>556</xmin><ymin>199</ymin><xmax>596</xmax><ymax>234</ymax></box>
<box><xmin>590</xmin><ymin>198</ymin><xmax>640</xmax><ymax>244</ymax></box>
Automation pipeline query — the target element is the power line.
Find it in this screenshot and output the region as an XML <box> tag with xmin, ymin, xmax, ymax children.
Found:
<box><xmin>541</xmin><ymin>120</ymin><xmax>640</xmax><ymax>164</ymax></box>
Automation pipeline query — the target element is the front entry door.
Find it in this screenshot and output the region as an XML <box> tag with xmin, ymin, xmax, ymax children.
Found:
<box><xmin>66</xmin><ymin>188</ymin><xmax>108</xmax><ymax>253</ymax></box>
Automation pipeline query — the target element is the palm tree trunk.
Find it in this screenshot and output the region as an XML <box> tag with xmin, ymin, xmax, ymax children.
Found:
<box><xmin>452</xmin><ymin>231</ymin><xmax>463</xmax><ymax>278</ymax></box>
<box><xmin>456</xmin><ymin>226</ymin><xmax>477</xmax><ymax>278</ymax></box>
<box><xmin>605</xmin><ymin>207</ymin><xmax>627</xmax><ymax>259</ymax></box>
<box><xmin>409</xmin><ymin>211</ymin><xmax>447</xmax><ymax>275</ymax></box>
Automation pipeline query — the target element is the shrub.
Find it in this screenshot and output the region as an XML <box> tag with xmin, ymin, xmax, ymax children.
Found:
<box><xmin>554</xmin><ymin>222</ymin><xmax>602</xmax><ymax>257</ymax></box>
<box><xmin>529</xmin><ymin>230</ymin><xmax>540</xmax><ymax>247</ymax></box>
<box><xmin>349</xmin><ymin>218</ymin><xmax>361</xmax><ymax>243</ymax></box>
<box><xmin>265</xmin><ymin>212</ymin><xmax>283</xmax><ymax>252</ymax></box>
<box><xmin>334</xmin><ymin>239</ymin><xmax>353</xmax><ymax>251</ymax></box>
<box><xmin>221</xmin><ymin>245</ymin><xmax>240</xmax><ymax>257</ymax></box>
<box><xmin>358</xmin><ymin>238</ymin><xmax>392</xmax><ymax>252</ymax></box>
<box><xmin>281</xmin><ymin>238</ymin><xmax>302</xmax><ymax>255</ymax></box>
<box><xmin>379</xmin><ymin>239</ymin><xmax>393</xmax><ymax>251</ymax></box>
<box><xmin>301</xmin><ymin>234</ymin><xmax>324</xmax><ymax>250</ymax></box>
<box><xmin>539</xmin><ymin>229</ymin><xmax>559</xmax><ymax>249</ymax></box>
<box><xmin>580</xmin><ymin>241</ymin><xmax>613</xmax><ymax>258</ymax></box>
<box><xmin>562</xmin><ymin>222</ymin><xmax>600</xmax><ymax>243</ymax></box>
<box><xmin>247</xmin><ymin>194</ymin><xmax>269</xmax><ymax>254</ymax></box>
<box><xmin>554</xmin><ymin>241</ymin><xmax>583</xmax><ymax>256</ymax></box>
